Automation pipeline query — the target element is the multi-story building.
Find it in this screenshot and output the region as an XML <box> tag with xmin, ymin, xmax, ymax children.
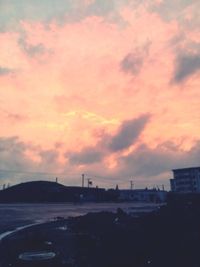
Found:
<box><xmin>170</xmin><ymin>167</ymin><xmax>200</xmax><ymax>193</ymax></box>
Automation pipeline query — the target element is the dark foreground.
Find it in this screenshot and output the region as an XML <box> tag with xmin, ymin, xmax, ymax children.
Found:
<box><xmin>1</xmin><ymin>195</ymin><xmax>200</xmax><ymax>267</ymax></box>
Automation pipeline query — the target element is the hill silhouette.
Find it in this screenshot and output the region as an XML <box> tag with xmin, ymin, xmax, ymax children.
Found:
<box><xmin>0</xmin><ymin>181</ymin><xmax>108</xmax><ymax>203</ymax></box>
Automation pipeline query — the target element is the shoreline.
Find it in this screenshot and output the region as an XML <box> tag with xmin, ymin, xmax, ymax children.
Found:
<box><xmin>0</xmin><ymin>206</ymin><xmax>162</xmax><ymax>267</ymax></box>
<box><xmin>0</xmin><ymin>202</ymin><xmax>200</xmax><ymax>266</ymax></box>
<box><xmin>0</xmin><ymin>202</ymin><xmax>163</xmax><ymax>241</ymax></box>
<box><xmin>0</xmin><ymin>222</ymin><xmax>46</xmax><ymax>241</ymax></box>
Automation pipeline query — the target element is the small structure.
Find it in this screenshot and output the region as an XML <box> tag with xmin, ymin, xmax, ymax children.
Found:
<box><xmin>170</xmin><ymin>167</ymin><xmax>200</xmax><ymax>193</ymax></box>
<box><xmin>119</xmin><ymin>189</ymin><xmax>167</xmax><ymax>203</ymax></box>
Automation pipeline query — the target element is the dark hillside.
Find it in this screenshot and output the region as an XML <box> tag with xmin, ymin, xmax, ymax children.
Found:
<box><xmin>0</xmin><ymin>181</ymin><xmax>107</xmax><ymax>203</ymax></box>
<box><xmin>0</xmin><ymin>181</ymin><xmax>67</xmax><ymax>203</ymax></box>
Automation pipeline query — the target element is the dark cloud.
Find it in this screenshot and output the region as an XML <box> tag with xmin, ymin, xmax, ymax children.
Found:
<box><xmin>0</xmin><ymin>67</ymin><xmax>13</xmax><ymax>76</ymax></box>
<box><xmin>151</xmin><ymin>0</ymin><xmax>198</xmax><ymax>21</ymax></box>
<box><xmin>2</xmin><ymin>135</ymin><xmax>200</xmax><ymax>189</ymax></box>
<box><xmin>119</xmin><ymin>144</ymin><xmax>180</xmax><ymax>177</ymax></box>
<box><xmin>117</xmin><ymin>141</ymin><xmax>200</xmax><ymax>178</ymax></box>
<box><xmin>108</xmin><ymin>114</ymin><xmax>150</xmax><ymax>152</ymax></box>
<box><xmin>25</xmin><ymin>43</ymin><xmax>46</xmax><ymax>57</ymax></box>
<box><xmin>0</xmin><ymin>137</ymin><xmax>30</xmax><ymax>171</ymax></box>
<box><xmin>18</xmin><ymin>36</ymin><xmax>46</xmax><ymax>57</ymax></box>
<box><xmin>0</xmin><ymin>136</ymin><xmax>62</xmax><ymax>184</ymax></box>
<box><xmin>0</xmin><ymin>0</ymin><xmax>72</xmax><ymax>31</ymax></box>
<box><xmin>64</xmin><ymin>0</ymin><xmax>131</xmax><ymax>25</ymax></box>
<box><xmin>120</xmin><ymin>43</ymin><xmax>150</xmax><ymax>75</ymax></box>
<box><xmin>39</xmin><ymin>149</ymin><xmax>59</xmax><ymax>165</ymax></box>
<box><xmin>120</xmin><ymin>53</ymin><xmax>143</xmax><ymax>75</ymax></box>
<box><xmin>173</xmin><ymin>53</ymin><xmax>200</xmax><ymax>83</ymax></box>
<box><xmin>0</xmin><ymin>0</ymin><xmax>198</xmax><ymax>34</ymax></box>
<box><xmin>64</xmin><ymin>139</ymin><xmax>200</xmax><ymax>189</ymax></box>
<box><xmin>68</xmin><ymin>147</ymin><xmax>104</xmax><ymax>165</ymax></box>
<box><xmin>86</xmin><ymin>0</ymin><xmax>114</xmax><ymax>16</ymax></box>
<box><xmin>0</xmin><ymin>0</ymin><xmax>131</xmax><ymax>32</ymax></box>
<box><xmin>65</xmin><ymin>114</ymin><xmax>151</xmax><ymax>166</ymax></box>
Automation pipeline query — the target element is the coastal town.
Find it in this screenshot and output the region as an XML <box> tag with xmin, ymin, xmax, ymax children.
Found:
<box><xmin>1</xmin><ymin>166</ymin><xmax>200</xmax><ymax>266</ymax></box>
<box><xmin>0</xmin><ymin>166</ymin><xmax>200</xmax><ymax>204</ymax></box>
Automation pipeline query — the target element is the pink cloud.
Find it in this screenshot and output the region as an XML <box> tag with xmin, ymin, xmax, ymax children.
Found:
<box><xmin>0</xmin><ymin>2</ymin><xmax>199</xmax><ymax>186</ymax></box>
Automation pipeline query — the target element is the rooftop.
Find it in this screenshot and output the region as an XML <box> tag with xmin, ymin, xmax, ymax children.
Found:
<box><xmin>172</xmin><ymin>166</ymin><xmax>200</xmax><ymax>172</ymax></box>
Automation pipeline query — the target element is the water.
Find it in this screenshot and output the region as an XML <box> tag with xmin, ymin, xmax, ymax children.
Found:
<box><xmin>0</xmin><ymin>202</ymin><xmax>160</xmax><ymax>234</ymax></box>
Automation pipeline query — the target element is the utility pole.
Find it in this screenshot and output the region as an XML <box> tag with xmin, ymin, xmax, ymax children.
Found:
<box><xmin>130</xmin><ymin>180</ymin><xmax>134</xmax><ymax>190</ymax></box>
<box><xmin>82</xmin><ymin>174</ymin><xmax>85</xmax><ymax>188</ymax></box>
<box><xmin>56</xmin><ymin>177</ymin><xmax>58</xmax><ymax>183</ymax></box>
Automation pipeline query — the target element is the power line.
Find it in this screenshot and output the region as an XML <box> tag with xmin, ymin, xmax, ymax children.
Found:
<box><xmin>0</xmin><ymin>169</ymin><xmax>169</xmax><ymax>188</ymax></box>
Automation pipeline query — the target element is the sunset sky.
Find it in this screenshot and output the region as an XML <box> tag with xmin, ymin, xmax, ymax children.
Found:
<box><xmin>0</xmin><ymin>0</ymin><xmax>200</xmax><ymax>189</ymax></box>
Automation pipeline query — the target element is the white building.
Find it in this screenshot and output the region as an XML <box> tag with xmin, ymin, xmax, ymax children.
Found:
<box><xmin>170</xmin><ymin>167</ymin><xmax>200</xmax><ymax>193</ymax></box>
<box><xmin>119</xmin><ymin>189</ymin><xmax>167</xmax><ymax>203</ymax></box>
